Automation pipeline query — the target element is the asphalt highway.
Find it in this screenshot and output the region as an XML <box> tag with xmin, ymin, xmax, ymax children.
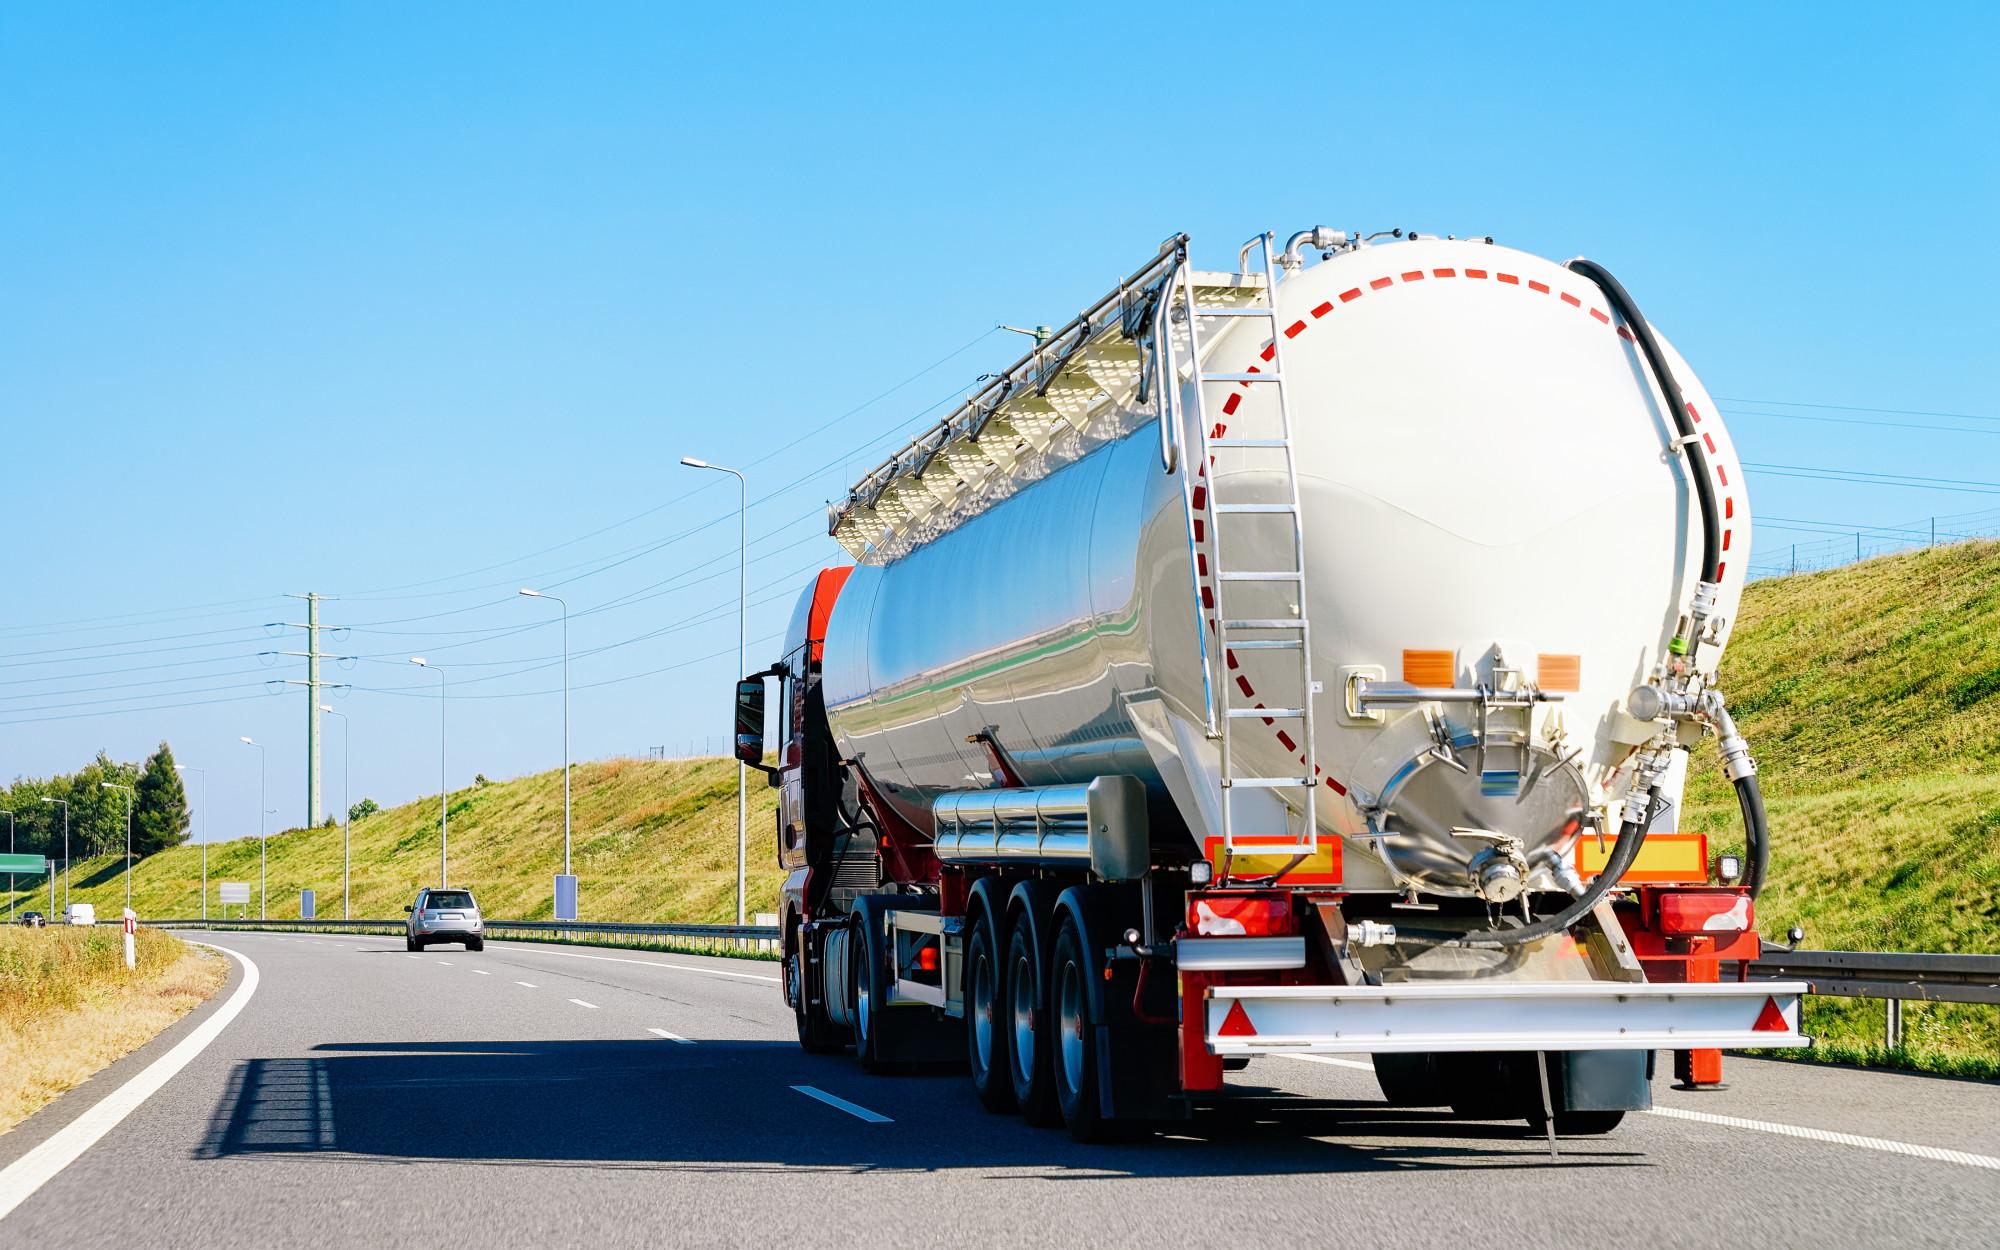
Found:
<box><xmin>2</xmin><ymin>931</ymin><xmax>1995</xmax><ymax>1248</ymax></box>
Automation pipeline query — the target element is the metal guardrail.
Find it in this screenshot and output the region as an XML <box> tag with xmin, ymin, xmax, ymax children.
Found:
<box><xmin>1734</xmin><ymin>944</ymin><xmax>2000</xmax><ymax>1047</ymax></box>
<box><xmin>146</xmin><ymin>917</ymin><xmax>781</xmax><ymax>956</ymax></box>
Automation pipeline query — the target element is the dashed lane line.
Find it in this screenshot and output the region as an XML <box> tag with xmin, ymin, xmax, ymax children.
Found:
<box><xmin>569</xmin><ymin>999</ymin><xmax>599</xmax><ymax>1010</ymax></box>
<box><xmin>471</xmin><ymin>969</ymin><xmax>490</xmax><ymax>976</ymax></box>
<box><xmin>515</xmin><ymin>981</ymin><xmax>538</xmax><ymax>988</ymax></box>
<box><xmin>647</xmin><ymin>1028</ymin><xmax>694</xmax><ymax>1045</ymax></box>
<box><xmin>1645</xmin><ymin>1106</ymin><xmax>2000</xmax><ymax>1172</ymax></box>
<box><xmin>1276</xmin><ymin>1054</ymin><xmax>1375</xmax><ymax>1072</ymax></box>
<box><xmin>0</xmin><ymin>943</ymin><xmax>260</xmax><ymax>1223</ymax></box>
<box><xmin>495</xmin><ymin>946</ymin><xmax>781</xmax><ymax>984</ymax></box>
<box><xmin>791</xmin><ymin>1086</ymin><xmax>892</xmax><ymax>1124</ymax></box>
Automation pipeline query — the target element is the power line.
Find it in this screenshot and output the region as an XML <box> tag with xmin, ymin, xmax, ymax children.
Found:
<box><xmin>1716</xmin><ymin>397</ymin><xmax>2000</xmax><ymax>424</ymax></box>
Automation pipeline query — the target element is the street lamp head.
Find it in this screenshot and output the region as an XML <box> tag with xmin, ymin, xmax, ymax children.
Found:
<box><xmin>518</xmin><ymin>588</ymin><xmax>542</xmax><ymax>598</ymax></box>
<box><xmin>319</xmin><ymin>703</ymin><xmax>335</xmax><ymax>713</ymax></box>
<box><xmin>679</xmin><ymin>456</ymin><xmax>710</xmax><ymax>469</ymax></box>
<box><xmin>410</xmin><ymin>657</ymin><xmax>428</xmax><ymax>667</ymax></box>
<box><xmin>240</xmin><ymin>736</ymin><xmax>256</xmax><ymax>746</ymax></box>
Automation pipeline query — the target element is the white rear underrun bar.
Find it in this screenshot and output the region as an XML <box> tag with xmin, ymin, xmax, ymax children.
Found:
<box><xmin>1205</xmin><ymin>979</ymin><xmax>1810</xmax><ymax>1055</ymax></box>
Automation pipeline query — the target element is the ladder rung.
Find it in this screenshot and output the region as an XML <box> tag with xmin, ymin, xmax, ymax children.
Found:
<box><xmin>1228</xmin><ymin>707</ymin><xmax>1305</xmax><ymax>719</ymax></box>
<box><xmin>1209</xmin><ymin>438</ymin><xmax>1288</xmax><ymax>448</ymax></box>
<box><xmin>1213</xmin><ymin>503</ymin><xmax>1296</xmax><ymax>514</ymax></box>
<box><xmin>1228</xmin><ymin>639</ymin><xmax>1304</xmax><ymax>650</ymax></box>
<box><xmin>1223</xmin><ymin>777</ymin><xmax>1313</xmax><ymax>789</ymax></box>
<box><xmin>1195</xmin><ymin>306</ymin><xmax>1277</xmax><ymax>318</ymax></box>
<box><xmin>1217</xmin><ymin>570</ymin><xmax>1302</xmax><ymax>582</ymax></box>
<box><xmin>1223</xmin><ymin>618</ymin><xmax>1307</xmax><ymax>630</ymax></box>
<box><xmin>1202</xmin><ymin>372</ymin><xmax>1284</xmax><ymax>384</ymax></box>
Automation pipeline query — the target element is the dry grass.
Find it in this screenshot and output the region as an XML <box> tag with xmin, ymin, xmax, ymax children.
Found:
<box><xmin>0</xmin><ymin>928</ymin><xmax>226</xmax><ymax>1134</ymax></box>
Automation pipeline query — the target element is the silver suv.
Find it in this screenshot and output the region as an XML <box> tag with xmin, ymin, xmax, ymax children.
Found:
<box><xmin>405</xmin><ymin>888</ymin><xmax>484</xmax><ymax>951</ymax></box>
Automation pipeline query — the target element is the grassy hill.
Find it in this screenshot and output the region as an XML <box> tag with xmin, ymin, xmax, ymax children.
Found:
<box><xmin>2</xmin><ymin>756</ymin><xmax>782</xmax><ymax>927</ymax></box>
<box><xmin>1683</xmin><ymin>539</ymin><xmax>2000</xmax><ymax>1074</ymax></box>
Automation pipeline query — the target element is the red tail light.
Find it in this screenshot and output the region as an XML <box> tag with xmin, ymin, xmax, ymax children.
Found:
<box><xmin>1188</xmin><ymin>890</ymin><xmax>1292</xmax><ymax>936</ymax></box>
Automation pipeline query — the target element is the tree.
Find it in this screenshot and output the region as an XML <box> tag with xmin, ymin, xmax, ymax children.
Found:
<box><xmin>349</xmin><ymin>797</ymin><xmax>380</xmax><ymax>821</ymax></box>
<box><xmin>132</xmin><ymin>742</ymin><xmax>191</xmax><ymax>857</ymax></box>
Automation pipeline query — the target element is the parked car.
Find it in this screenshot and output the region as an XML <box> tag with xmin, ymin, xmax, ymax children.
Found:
<box><xmin>19</xmin><ymin>911</ymin><xmax>46</xmax><ymax>928</ymax></box>
<box><xmin>405</xmin><ymin>888</ymin><xmax>483</xmax><ymax>951</ymax></box>
<box><xmin>63</xmin><ymin>903</ymin><xmax>96</xmax><ymax>926</ymax></box>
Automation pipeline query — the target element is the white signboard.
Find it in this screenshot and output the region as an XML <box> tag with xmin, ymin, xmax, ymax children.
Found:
<box><xmin>219</xmin><ymin>882</ymin><xmax>251</xmax><ymax>905</ymax></box>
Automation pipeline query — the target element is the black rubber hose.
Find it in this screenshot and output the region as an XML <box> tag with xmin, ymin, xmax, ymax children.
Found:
<box><xmin>1393</xmin><ymin>787</ymin><xmax>1660</xmax><ymax>949</ymax></box>
<box><xmin>1565</xmin><ymin>258</ymin><xmax>1722</xmax><ymax>587</ymax></box>
<box><xmin>1735</xmin><ymin>773</ymin><xmax>1770</xmax><ymax>898</ymax></box>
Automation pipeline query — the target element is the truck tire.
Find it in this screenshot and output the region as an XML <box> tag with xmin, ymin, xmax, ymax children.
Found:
<box><xmin>964</xmin><ymin>907</ymin><xmax>1015</xmax><ymax>1112</ymax></box>
<box><xmin>1005</xmin><ymin>912</ymin><xmax>1060</xmax><ymax>1125</ymax></box>
<box><xmin>1050</xmin><ymin>913</ymin><xmax>1123</xmax><ymax>1143</ymax></box>
<box><xmin>790</xmin><ymin>929</ymin><xmax>845</xmax><ymax>1054</ymax></box>
<box><xmin>850</xmin><ymin>911</ymin><xmax>892</xmax><ymax>1074</ymax></box>
<box><xmin>1374</xmin><ymin>1052</ymin><xmax>1447</xmax><ymax>1106</ymax></box>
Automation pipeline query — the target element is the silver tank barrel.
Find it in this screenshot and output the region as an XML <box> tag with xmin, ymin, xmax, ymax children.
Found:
<box><xmin>932</xmin><ymin>783</ymin><xmax>1095</xmax><ymax>865</ymax></box>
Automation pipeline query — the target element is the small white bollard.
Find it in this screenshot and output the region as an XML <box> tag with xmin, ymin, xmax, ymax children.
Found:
<box><xmin>123</xmin><ymin>909</ymin><xmax>137</xmax><ymax>970</ymax></box>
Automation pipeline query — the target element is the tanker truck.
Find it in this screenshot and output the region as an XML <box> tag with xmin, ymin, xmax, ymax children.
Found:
<box><xmin>732</xmin><ymin>227</ymin><xmax>1807</xmax><ymax>1141</ymax></box>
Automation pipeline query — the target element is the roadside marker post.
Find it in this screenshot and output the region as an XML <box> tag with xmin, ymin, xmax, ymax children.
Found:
<box><xmin>122</xmin><ymin>909</ymin><xmax>136</xmax><ymax>970</ymax></box>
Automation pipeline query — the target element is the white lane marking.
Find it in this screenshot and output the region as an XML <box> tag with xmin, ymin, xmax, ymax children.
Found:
<box><xmin>647</xmin><ymin>1028</ymin><xmax>694</xmax><ymax>1045</ymax></box>
<box><xmin>436</xmin><ymin>961</ymin><xmax>453</xmax><ymax>966</ymax></box>
<box><xmin>499</xmin><ymin>946</ymin><xmax>780</xmax><ymax>984</ymax></box>
<box><xmin>471</xmin><ymin>969</ymin><xmax>490</xmax><ymax>976</ymax></box>
<box><xmin>1645</xmin><ymin>1106</ymin><xmax>2000</xmax><ymax>1171</ymax></box>
<box><xmin>515</xmin><ymin>981</ymin><xmax>538</xmax><ymax>988</ymax></box>
<box><xmin>0</xmin><ymin>942</ymin><xmax>260</xmax><ymax>1224</ymax></box>
<box><xmin>1275</xmin><ymin>1053</ymin><xmax>1375</xmax><ymax>1072</ymax></box>
<box><xmin>791</xmin><ymin>1085</ymin><xmax>892</xmax><ymax>1124</ymax></box>
<box><xmin>404</xmin><ymin>955</ymin><xmax>421</xmax><ymax>961</ymax></box>
<box><xmin>568</xmin><ymin>999</ymin><xmax>599</xmax><ymax>1009</ymax></box>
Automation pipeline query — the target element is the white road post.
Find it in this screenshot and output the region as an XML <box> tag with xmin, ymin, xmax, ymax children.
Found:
<box><xmin>122</xmin><ymin>908</ymin><xmax>136</xmax><ymax>970</ymax></box>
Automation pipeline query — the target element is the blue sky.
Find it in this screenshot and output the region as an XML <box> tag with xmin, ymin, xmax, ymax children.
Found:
<box><xmin>2</xmin><ymin>3</ymin><xmax>1995</xmax><ymax>847</ymax></box>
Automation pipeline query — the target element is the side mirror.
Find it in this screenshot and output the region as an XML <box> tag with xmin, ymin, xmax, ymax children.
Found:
<box><xmin>734</xmin><ymin>678</ymin><xmax>766</xmax><ymax>766</ymax></box>
<box><xmin>404</xmin><ymin>905</ymin><xmax>413</xmax><ymax>914</ymax></box>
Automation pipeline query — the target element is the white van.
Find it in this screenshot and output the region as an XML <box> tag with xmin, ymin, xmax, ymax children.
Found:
<box><xmin>63</xmin><ymin>903</ymin><xmax>96</xmax><ymax>926</ymax></box>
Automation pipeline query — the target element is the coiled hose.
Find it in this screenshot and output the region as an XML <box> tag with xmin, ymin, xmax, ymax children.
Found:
<box><xmin>1735</xmin><ymin>773</ymin><xmax>1770</xmax><ymax>898</ymax></box>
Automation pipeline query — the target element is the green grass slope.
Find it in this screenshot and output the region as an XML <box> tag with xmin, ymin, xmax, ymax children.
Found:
<box><xmin>3</xmin><ymin>757</ymin><xmax>782</xmax><ymax>927</ymax></box>
<box><xmin>1683</xmin><ymin>539</ymin><xmax>2000</xmax><ymax>1074</ymax></box>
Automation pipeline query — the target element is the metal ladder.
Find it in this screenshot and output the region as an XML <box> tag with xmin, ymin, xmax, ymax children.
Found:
<box><xmin>1166</xmin><ymin>232</ymin><xmax>1322</xmax><ymax>866</ymax></box>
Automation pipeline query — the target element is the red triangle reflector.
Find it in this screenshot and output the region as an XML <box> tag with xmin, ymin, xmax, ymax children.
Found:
<box><xmin>1218</xmin><ymin>1000</ymin><xmax>1256</xmax><ymax>1037</ymax></box>
<box><xmin>1752</xmin><ymin>996</ymin><xmax>1789</xmax><ymax>1033</ymax></box>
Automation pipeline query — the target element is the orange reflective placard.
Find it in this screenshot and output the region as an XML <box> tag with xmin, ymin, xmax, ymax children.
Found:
<box><xmin>1204</xmin><ymin>835</ymin><xmax>1342</xmax><ymax>886</ymax></box>
<box><xmin>1402</xmin><ymin>649</ymin><xmax>1456</xmax><ymax>687</ymax></box>
<box><xmin>1575</xmin><ymin>831</ymin><xmax>1708</xmax><ymax>884</ymax></box>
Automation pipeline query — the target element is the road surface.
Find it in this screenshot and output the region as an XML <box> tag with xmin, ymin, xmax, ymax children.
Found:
<box><xmin>2</xmin><ymin>931</ymin><xmax>1995</xmax><ymax>1248</ymax></box>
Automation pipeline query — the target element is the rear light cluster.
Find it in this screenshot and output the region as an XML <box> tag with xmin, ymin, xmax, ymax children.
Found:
<box><xmin>1188</xmin><ymin>890</ymin><xmax>1293</xmax><ymax>937</ymax></box>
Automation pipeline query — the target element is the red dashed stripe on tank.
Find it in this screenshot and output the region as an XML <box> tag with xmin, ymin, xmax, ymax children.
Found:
<box><xmin>1184</xmin><ymin>258</ymin><xmax>1738</xmax><ymax>805</ymax></box>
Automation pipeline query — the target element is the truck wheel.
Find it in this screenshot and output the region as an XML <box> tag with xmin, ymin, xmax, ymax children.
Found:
<box><xmin>1050</xmin><ymin>914</ymin><xmax>1123</xmax><ymax>1142</ymax></box>
<box><xmin>1374</xmin><ymin>1052</ymin><xmax>1447</xmax><ymax>1106</ymax></box>
<box><xmin>1005</xmin><ymin>913</ymin><xmax>1060</xmax><ymax>1125</ymax></box>
<box><xmin>964</xmin><ymin>909</ymin><xmax>1015</xmax><ymax>1112</ymax></box>
<box><xmin>850</xmin><ymin>912</ymin><xmax>892</xmax><ymax>1074</ymax></box>
<box><xmin>790</xmin><ymin>934</ymin><xmax>845</xmax><ymax>1054</ymax></box>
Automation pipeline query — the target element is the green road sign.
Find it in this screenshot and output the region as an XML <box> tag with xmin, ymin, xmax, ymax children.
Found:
<box><xmin>0</xmin><ymin>854</ymin><xmax>50</xmax><ymax>874</ymax></box>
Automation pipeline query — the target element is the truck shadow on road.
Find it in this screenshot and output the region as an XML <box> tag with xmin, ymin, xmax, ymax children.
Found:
<box><xmin>194</xmin><ymin>1039</ymin><xmax>1647</xmax><ymax>1177</ymax></box>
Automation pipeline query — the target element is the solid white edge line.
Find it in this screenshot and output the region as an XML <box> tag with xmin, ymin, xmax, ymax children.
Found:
<box><xmin>647</xmin><ymin>1028</ymin><xmax>694</xmax><ymax>1045</ymax></box>
<box><xmin>790</xmin><ymin>1085</ymin><xmax>892</xmax><ymax>1124</ymax></box>
<box><xmin>568</xmin><ymin>999</ymin><xmax>599</xmax><ymax>1009</ymax></box>
<box><xmin>0</xmin><ymin>941</ymin><xmax>260</xmax><ymax>1224</ymax></box>
<box><xmin>1274</xmin><ymin>1053</ymin><xmax>1376</xmax><ymax>1072</ymax></box>
<box><xmin>500</xmin><ymin>946</ymin><xmax>780</xmax><ymax>984</ymax></box>
<box><xmin>1645</xmin><ymin>1106</ymin><xmax>2000</xmax><ymax>1171</ymax></box>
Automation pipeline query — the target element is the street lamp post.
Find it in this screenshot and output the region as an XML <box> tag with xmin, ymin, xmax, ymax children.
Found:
<box><xmin>240</xmin><ymin>737</ymin><xmax>266</xmax><ymax>918</ymax></box>
<box><xmin>174</xmin><ymin>765</ymin><xmax>207</xmax><ymax>920</ymax></box>
<box><xmin>411</xmin><ymin>658</ymin><xmax>448</xmax><ymax>887</ymax></box>
<box><xmin>518</xmin><ymin>589</ymin><xmax>573</xmax><ymax>915</ymax></box>
<box><xmin>320</xmin><ymin>705</ymin><xmax>351</xmax><ymax>919</ymax></box>
<box><xmin>100</xmin><ymin>782</ymin><xmax>135</xmax><ymax>913</ymax></box>
<box><xmin>679</xmin><ymin>456</ymin><xmax>749</xmax><ymax>924</ymax></box>
<box><xmin>40</xmin><ymin>797</ymin><xmax>69</xmax><ymax>910</ymax></box>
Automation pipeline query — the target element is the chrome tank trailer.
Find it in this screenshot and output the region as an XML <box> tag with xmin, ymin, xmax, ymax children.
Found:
<box><xmin>820</xmin><ymin>233</ymin><xmax>1749</xmax><ymax>899</ymax></box>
